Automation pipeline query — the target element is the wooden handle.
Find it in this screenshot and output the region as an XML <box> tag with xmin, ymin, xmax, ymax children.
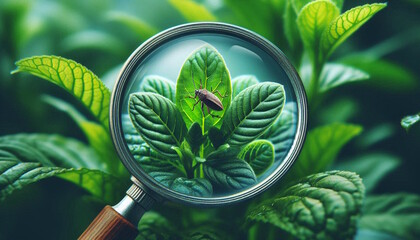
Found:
<box><xmin>79</xmin><ymin>205</ymin><xmax>138</xmax><ymax>240</ymax></box>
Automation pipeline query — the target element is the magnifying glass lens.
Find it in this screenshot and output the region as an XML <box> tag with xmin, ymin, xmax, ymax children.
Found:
<box><xmin>119</xmin><ymin>31</ymin><xmax>301</xmax><ymax>200</ymax></box>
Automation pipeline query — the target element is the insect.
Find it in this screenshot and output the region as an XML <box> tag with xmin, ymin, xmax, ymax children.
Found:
<box><xmin>186</xmin><ymin>72</ymin><xmax>227</xmax><ymax>118</ymax></box>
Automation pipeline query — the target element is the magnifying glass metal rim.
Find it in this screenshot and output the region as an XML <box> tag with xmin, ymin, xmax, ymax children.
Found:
<box><xmin>110</xmin><ymin>22</ymin><xmax>307</xmax><ymax>206</ymax></box>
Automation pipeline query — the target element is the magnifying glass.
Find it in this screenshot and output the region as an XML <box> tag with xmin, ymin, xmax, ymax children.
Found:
<box><xmin>79</xmin><ymin>22</ymin><xmax>307</xmax><ymax>240</ymax></box>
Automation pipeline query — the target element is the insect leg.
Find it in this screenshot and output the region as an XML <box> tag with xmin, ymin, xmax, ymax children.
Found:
<box><xmin>212</xmin><ymin>89</ymin><xmax>228</xmax><ymax>98</ymax></box>
<box><xmin>201</xmin><ymin>101</ymin><xmax>205</xmax><ymax>116</ymax></box>
<box><xmin>207</xmin><ymin>105</ymin><xmax>221</xmax><ymax>118</ymax></box>
<box><xmin>192</xmin><ymin>99</ymin><xmax>200</xmax><ymax>111</ymax></box>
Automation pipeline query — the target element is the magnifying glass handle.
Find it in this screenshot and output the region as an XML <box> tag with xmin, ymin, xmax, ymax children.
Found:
<box><xmin>79</xmin><ymin>180</ymin><xmax>156</xmax><ymax>240</ymax></box>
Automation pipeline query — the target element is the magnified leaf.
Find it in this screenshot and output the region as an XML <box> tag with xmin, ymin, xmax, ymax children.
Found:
<box><xmin>247</xmin><ymin>171</ymin><xmax>365</xmax><ymax>240</ymax></box>
<box><xmin>122</xmin><ymin>114</ymin><xmax>144</xmax><ymax>149</ymax></box>
<box><xmin>238</xmin><ymin>140</ymin><xmax>274</xmax><ymax>176</ymax></box>
<box><xmin>291</xmin><ymin>123</ymin><xmax>362</xmax><ymax>179</ymax></box>
<box><xmin>176</xmin><ymin>44</ymin><xmax>231</xmax><ymax>133</ymax></box>
<box><xmin>297</xmin><ymin>0</ymin><xmax>339</xmax><ymax>62</ymax></box>
<box><xmin>140</xmin><ymin>75</ymin><xmax>176</xmax><ymax>103</ymax></box>
<box><xmin>105</xmin><ymin>11</ymin><xmax>158</xmax><ymax>41</ymax></box>
<box><xmin>208</xmin><ymin>127</ymin><xmax>224</xmax><ymax>149</ymax></box>
<box><xmin>321</xmin><ymin>3</ymin><xmax>387</xmax><ymax>58</ymax></box>
<box><xmin>231</xmin><ymin>75</ymin><xmax>258</xmax><ymax>98</ymax></box>
<box><xmin>186</xmin><ymin>123</ymin><xmax>206</xmax><ymax>153</ymax></box>
<box><xmin>360</xmin><ymin>193</ymin><xmax>420</xmax><ymax>240</ymax></box>
<box><xmin>203</xmin><ymin>147</ymin><xmax>256</xmax><ymax>190</ymax></box>
<box><xmin>129</xmin><ymin>93</ymin><xmax>187</xmax><ymax>157</ymax></box>
<box><xmin>221</xmin><ymin>82</ymin><xmax>285</xmax><ymax>147</ymax></box>
<box><xmin>319</xmin><ymin>63</ymin><xmax>370</xmax><ymax>92</ymax></box>
<box><xmin>171</xmin><ymin>177</ymin><xmax>213</xmax><ymax>197</ymax></box>
<box><xmin>261</xmin><ymin>102</ymin><xmax>297</xmax><ymax>160</ymax></box>
<box><xmin>169</xmin><ymin>0</ymin><xmax>217</xmax><ymax>22</ymax></box>
<box><xmin>12</xmin><ymin>56</ymin><xmax>111</xmax><ymax>127</ymax></box>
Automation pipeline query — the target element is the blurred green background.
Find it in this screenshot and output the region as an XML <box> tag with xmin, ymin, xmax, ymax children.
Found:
<box><xmin>1</xmin><ymin>0</ymin><xmax>420</xmax><ymax>239</ymax></box>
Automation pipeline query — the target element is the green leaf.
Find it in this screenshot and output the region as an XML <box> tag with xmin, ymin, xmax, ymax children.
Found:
<box><xmin>401</xmin><ymin>113</ymin><xmax>420</xmax><ymax>130</ymax></box>
<box><xmin>208</xmin><ymin>127</ymin><xmax>224</xmax><ymax>149</ymax></box>
<box><xmin>291</xmin><ymin>123</ymin><xmax>362</xmax><ymax>179</ymax></box>
<box><xmin>360</xmin><ymin>193</ymin><xmax>420</xmax><ymax>240</ymax></box>
<box><xmin>171</xmin><ymin>177</ymin><xmax>213</xmax><ymax>197</ymax></box>
<box><xmin>340</xmin><ymin>57</ymin><xmax>418</xmax><ymax>92</ymax></box>
<box><xmin>0</xmin><ymin>136</ymin><xmax>123</xmax><ymax>203</ymax></box>
<box><xmin>335</xmin><ymin>153</ymin><xmax>400</xmax><ymax>193</ymax></box>
<box><xmin>238</xmin><ymin>140</ymin><xmax>274</xmax><ymax>176</ymax></box>
<box><xmin>261</xmin><ymin>102</ymin><xmax>297</xmax><ymax>160</ymax></box>
<box><xmin>292</xmin><ymin>0</ymin><xmax>344</xmax><ymax>13</ymax></box>
<box><xmin>122</xmin><ymin>114</ymin><xmax>144</xmax><ymax>149</ymax></box>
<box><xmin>297</xmin><ymin>0</ymin><xmax>340</xmax><ymax>63</ymax></box>
<box><xmin>321</xmin><ymin>3</ymin><xmax>387</xmax><ymax>58</ymax></box>
<box><xmin>12</xmin><ymin>56</ymin><xmax>111</xmax><ymax>127</ymax></box>
<box><xmin>247</xmin><ymin>171</ymin><xmax>365</xmax><ymax>240</ymax></box>
<box><xmin>221</xmin><ymin>82</ymin><xmax>285</xmax><ymax>147</ymax></box>
<box><xmin>105</xmin><ymin>11</ymin><xmax>158</xmax><ymax>41</ymax></box>
<box><xmin>231</xmin><ymin>75</ymin><xmax>258</xmax><ymax>98</ymax></box>
<box><xmin>139</xmin><ymin>75</ymin><xmax>176</xmax><ymax>103</ymax></box>
<box><xmin>318</xmin><ymin>63</ymin><xmax>370</xmax><ymax>92</ymax></box>
<box><xmin>129</xmin><ymin>92</ymin><xmax>187</xmax><ymax>157</ymax></box>
<box><xmin>137</xmin><ymin>212</ymin><xmax>179</xmax><ymax>240</ymax></box>
<box><xmin>186</xmin><ymin>123</ymin><xmax>206</xmax><ymax>154</ymax></box>
<box><xmin>169</xmin><ymin>0</ymin><xmax>217</xmax><ymax>21</ymax></box>
<box><xmin>284</xmin><ymin>1</ymin><xmax>304</xmax><ymax>63</ymax></box>
<box><xmin>203</xmin><ymin>147</ymin><xmax>256</xmax><ymax>190</ymax></box>
<box><xmin>0</xmin><ymin>134</ymin><xmax>101</xmax><ymax>169</ymax></box>
<box><xmin>42</xmin><ymin>95</ymin><xmax>122</xmax><ymax>174</ymax></box>
<box><xmin>176</xmin><ymin>44</ymin><xmax>232</xmax><ymax>133</ymax></box>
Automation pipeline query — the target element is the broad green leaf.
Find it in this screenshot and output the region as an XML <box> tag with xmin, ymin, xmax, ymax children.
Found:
<box><xmin>137</xmin><ymin>212</ymin><xmax>179</xmax><ymax>240</ymax></box>
<box><xmin>176</xmin><ymin>44</ymin><xmax>231</xmax><ymax>133</ymax></box>
<box><xmin>261</xmin><ymin>102</ymin><xmax>297</xmax><ymax>160</ymax></box>
<box><xmin>318</xmin><ymin>63</ymin><xmax>370</xmax><ymax>92</ymax></box>
<box><xmin>12</xmin><ymin>56</ymin><xmax>111</xmax><ymax>127</ymax></box>
<box><xmin>231</xmin><ymin>75</ymin><xmax>258</xmax><ymax>98</ymax></box>
<box><xmin>185</xmin><ymin>227</ymin><xmax>227</xmax><ymax>240</ymax></box>
<box><xmin>61</xmin><ymin>30</ymin><xmax>128</xmax><ymax>56</ymax></box>
<box><xmin>291</xmin><ymin>123</ymin><xmax>362</xmax><ymax>179</ymax></box>
<box><xmin>171</xmin><ymin>177</ymin><xmax>213</xmax><ymax>197</ymax></box>
<box><xmin>292</xmin><ymin>0</ymin><xmax>344</xmax><ymax>13</ymax></box>
<box><xmin>186</xmin><ymin>123</ymin><xmax>206</xmax><ymax>154</ymax></box>
<box><xmin>321</xmin><ymin>3</ymin><xmax>387</xmax><ymax>58</ymax></box>
<box><xmin>129</xmin><ymin>93</ymin><xmax>187</xmax><ymax>157</ymax></box>
<box><xmin>335</xmin><ymin>153</ymin><xmax>400</xmax><ymax>193</ymax></box>
<box><xmin>238</xmin><ymin>140</ymin><xmax>274</xmax><ymax>176</ymax></box>
<box><xmin>139</xmin><ymin>75</ymin><xmax>176</xmax><ymax>102</ymax></box>
<box><xmin>401</xmin><ymin>113</ymin><xmax>420</xmax><ymax>130</ymax></box>
<box><xmin>42</xmin><ymin>95</ymin><xmax>121</xmax><ymax>174</ymax></box>
<box><xmin>0</xmin><ymin>137</ymin><xmax>123</xmax><ymax>203</ymax></box>
<box><xmin>247</xmin><ymin>171</ymin><xmax>365</xmax><ymax>240</ymax></box>
<box><xmin>203</xmin><ymin>147</ymin><xmax>256</xmax><ymax>190</ymax></box>
<box><xmin>297</xmin><ymin>0</ymin><xmax>340</xmax><ymax>63</ymax></box>
<box><xmin>221</xmin><ymin>82</ymin><xmax>285</xmax><ymax>146</ymax></box>
<box><xmin>106</xmin><ymin>11</ymin><xmax>158</xmax><ymax>41</ymax></box>
<box><xmin>0</xmin><ymin>134</ymin><xmax>101</xmax><ymax>169</ymax></box>
<box><xmin>284</xmin><ymin>1</ymin><xmax>304</xmax><ymax>63</ymax></box>
<box><xmin>360</xmin><ymin>193</ymin><xmax>420</xmax><ymax>240</ymax></box>
<box><xmin>169</xmin><ymin>0</ymin><xmax>216</xmax><ymax>22</ymax></box>
<box><xmin>340</xmin><ymin>57</ymin><xmax>418</xmax><ymax>92</ymax></box>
